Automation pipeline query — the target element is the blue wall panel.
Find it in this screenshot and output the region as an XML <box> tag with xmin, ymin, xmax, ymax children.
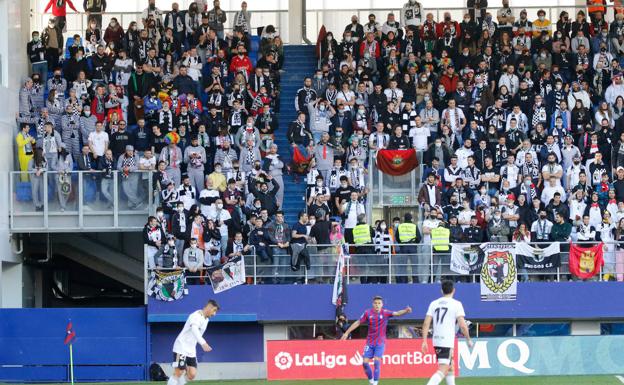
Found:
<box><xmin>150</xmin><ymin>323</ymin><xmax>264</xmax><ymax>363</ymax></box>
<box><xmin>0</xmin><ymin>308</ymin><xmax>147</xmax><ymax>382</ymax></box>
<box><xmin>148</xmin><ymin>282</ymin><xmax>624</xmax><ymax>322</ymax></box>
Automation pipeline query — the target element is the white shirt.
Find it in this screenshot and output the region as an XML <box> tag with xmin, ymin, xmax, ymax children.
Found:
<box><xmin>206</xmin><ymin>205</ymin><xmax>232</xmax><ymax>236</ymax></box>
<box><xmin>341</xmin><ymin>200</ymin><xmax>365</xmax><ymax>229</ymax></box>
<box><xmin>426</xmin><ymin>297</ymin><xmax>465</xmax><ymax>348</ymax></box>
<box><xmin>409</xmin><ymin>125</ymin><xmax>430</xmax><ymax>151</ymax></box>
<box><xmin>172</xmin><ymin>310</ymin><xmax>209</xmax><ymax>357</ymax></box>
<box><xmin>455</xmin><ymin>147</ymin><xmax>473</xmax><ymax>169</ymax></box>
<box><xmin>88</xmin><ymin>131</ymin><xmax>109</xmax><ymax>156</ymax></box>
<box><xmin>422</xmin><ymin>218</ymin><xmax>440</xmax><ymax>243</ymax></box>
<box><xmin>541</xmin><ymin>184</ymin><xmax>566</xmax><ymax>205</ymax></box>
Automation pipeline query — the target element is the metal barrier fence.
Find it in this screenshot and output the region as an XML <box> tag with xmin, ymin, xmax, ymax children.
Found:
<box><xmin>10</xmin><ymin>170</ymin><xmax>155</xmax><ymax>232</ymax></box>
<box><xmin>145</xmin><ymin>241</ymin><xmax>624</xmax><ymax>290</ymax></box>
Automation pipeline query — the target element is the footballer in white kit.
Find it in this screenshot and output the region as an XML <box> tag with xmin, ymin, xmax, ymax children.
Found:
<box><xmin>421</xmin><ymin>281</ymin><xmax>473</xmax><ymax>385</ymax></box>
<box><xmin>168</xmin><ymin>300</ymin><xmax>219</xmax><ymax>385</ymax></box>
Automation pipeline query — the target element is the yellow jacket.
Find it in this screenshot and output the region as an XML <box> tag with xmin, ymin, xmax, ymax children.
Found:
<box><xmin>532</xmin><ymin>19</ymin><xmax>551</xmax><ymax>37</ymax></box>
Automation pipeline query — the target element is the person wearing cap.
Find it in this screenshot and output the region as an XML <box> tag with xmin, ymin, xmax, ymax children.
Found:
<box><xmin>159</xmin><ymin>135</ymin><xmax>183</xmax><ymax>187</ymax></box>
<box><xmin>513</xmin><ymin>9</ymin><xmax>533</xmax><ymax>37</ymax></box>
<box><xmin>118</xmin><ymin>144</ymin><xmax>143</xmax><ymax>209</ymax></box>
<box><xmin>487</xmin><ymin>208</ymin><xmax>511</xmax><ymax>242</ymax></box>
<box><xmin>501</xmin><ymin>193</ymin><xmax>520</xmax><ymax>231</ymax></box>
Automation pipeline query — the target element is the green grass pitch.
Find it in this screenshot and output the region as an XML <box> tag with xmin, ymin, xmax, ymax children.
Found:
<box><xmin>17</xmin><ymin>376</ymin><xmax>623</xmax><ymax>385</ymax></box>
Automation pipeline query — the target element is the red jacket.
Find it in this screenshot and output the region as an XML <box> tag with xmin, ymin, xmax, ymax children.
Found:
<box><xmin>439</xmin><ymin>73</ymin><xmax>460</xmax><ymax>93</ymax></box>
<box><xmin>229</xmin><ymin>55</ymin><xmax>253</xmax><ymax>78</ymax></box>
<box><xmin>435</xmin><ymin>21</ymin><xmax>461</xmax><ymax>38</ymax></box>
<box><xmin>91</xmin><ymin>95</ymin><xmax>107</xmax><ymax>123</ymax></box>
<box><xmin>44</xmin><ymin>0</ymin><xmax>78</xmax><ymax>17</ymax></box>
<box><xmin>359</xmin><ymin>39</ymin><xmax>380</xmax><ymax>59</ymax></box>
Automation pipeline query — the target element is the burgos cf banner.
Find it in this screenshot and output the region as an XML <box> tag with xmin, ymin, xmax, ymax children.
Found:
<box><xmin>479</xmin><ymin>243</ymin><xmax>517</xmax><ymax>301</ymax></box>
<box><xmin>267</xmin><ymin>339</ymin><xmax>456</xmax><ymax>380</ymax></box>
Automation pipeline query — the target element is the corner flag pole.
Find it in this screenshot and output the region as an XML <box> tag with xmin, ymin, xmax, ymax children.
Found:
<box><xmin>64</xmin><ymin>320</ymin><xmax>76</xmax><ymax>385</ymax></box>
<box><xmin>69</xmin><ymin>343</ymin><xmax>75</xmax><ymax>385</ymax></box>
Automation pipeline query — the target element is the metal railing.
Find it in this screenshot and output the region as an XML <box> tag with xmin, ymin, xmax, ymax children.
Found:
<box><xmin>31</xmin><ymin>5</ymin><xmax>615</xmax><ymax>46</ymax></box>
<box><xmin>34</xmin><ymin>9</ymin><xmax>289</xmax><ymax>45</ymax></box>
<box><xmin>145</xmin><ymin>241</ymin><xmax>624</xmax><ymax>288</ymax></box>
<box><xmin>304</xmin><ymin>5</ymin><xmax>619</xmax><ymax>43</ymax></box>
<box><xmin>10</xmin><ymin>169</ymin><xmax>155</xmax><ymax>232</ymax></box>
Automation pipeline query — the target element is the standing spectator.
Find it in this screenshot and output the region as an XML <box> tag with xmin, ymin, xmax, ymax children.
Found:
<box><xmin>266</xmin><ymin>211</ymin><xmax>292</xmax><ymax>283</ymax></box>
<box><xmin>42</xmin><ymin>19</ymin><xmax>63</xmax><ymax>70</ymax></box>
<box><xmin>52</xmin><ymin>144</ymin><xmax>74</xmax><ymax>212</ymax></box>
<box><xmin>83</xmin><ymin>0</ymin><xmax>107</xmax><ymax>29</ymax></box>
<box><xmin>44</xmin><ymin>0</ymin><xmax>78</xmax><ymax>31</ymax></box>
<box><xmin>233</xmin><ymin>1</ymin><xmax>251</xmax><ymax>35</ymax></box>
<box><xmin>117</xmin><ymin>145</ymin><xmax>142</xmax><ymax>209</ymax></box>
<box><xmin>28</xmin><ymin>148</ymin><xmax>48</xmax><ymax>211</ymax></box>
<box><xmin>207</xmin><ymin>0</ymin><xmax>227</xmax><ymax>39</ymax></box>
<box><xmin>27</xmin><ymin>31</ymin><xmax>48</xmax><ymax>83</ymax></box>
<box><xmin>16</xmin><ymin>124</ymin><xmax>36</xmax><ymax>180</ymax></box>
<box><xmin>340</xmin><ymin>191</ymin><xmax>366</xmax><ymax>244</ymax></box>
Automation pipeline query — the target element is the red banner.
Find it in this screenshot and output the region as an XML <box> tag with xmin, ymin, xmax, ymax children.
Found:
<box><xmin>376</xmin><ymin>149</ymin><xmax>419</xmax><ymax>176</ymax></box>
<box><xmin>267</xmin><ymin>339</ymin><xmax>457</xmax><ymax>380</ymax></box>
<box><xmin>569</xmin><ymin>242</ymin><xmax>605</xmax><ymax>279</ymax></box>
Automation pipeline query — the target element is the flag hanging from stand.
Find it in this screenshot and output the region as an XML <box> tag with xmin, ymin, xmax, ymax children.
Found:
<box><xmin>569</xmin><ymin>242</ymin><xmax>604</xmax><ymax>279</ymax></box>
<box><xmin>332</xmin><ymin>244</ymin><xmax>349</xmax><ymax>317</ymax></box>
<box><xmin>376</xmin><ymin>149</ymin><xmax>419</xmax><ymax>176</ymax></box>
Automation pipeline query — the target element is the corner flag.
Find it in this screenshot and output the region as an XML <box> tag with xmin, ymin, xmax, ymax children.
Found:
<box><xmin>64</xmin><ymin>322</ymin><xmax>76</xmax><ymax>345</ymax></box>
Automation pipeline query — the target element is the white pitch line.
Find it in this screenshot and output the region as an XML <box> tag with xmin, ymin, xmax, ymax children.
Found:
<box><xmin>615</xmin><ymin>375</ymin><xmax>624</xmax><ymax>384</ymax></box>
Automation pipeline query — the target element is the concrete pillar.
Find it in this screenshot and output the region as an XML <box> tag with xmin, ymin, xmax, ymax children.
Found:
<box><xmin>288</xmin><ymin>0</ymin><xmax>303</xmax><ymax>44</ymax></box>
<box><xmin>0</xmin><ymin>0</ymin><xmax>30</xmax><ymax>308</ymax></box>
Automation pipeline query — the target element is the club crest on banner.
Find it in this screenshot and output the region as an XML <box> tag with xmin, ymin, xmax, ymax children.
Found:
<box><xmin>147</xmin><ymin>270</ymin><xmax>186</xmax><ymax>301</ymax></box>
<box><xmin>480</xmin><ymin>243</ymin><xmax>517</xmax><ymax>301</ymax></box>
<box><xmin>580</xmin><ymin>250</ymin><xmax>597</xmax><ymax>273</ymax></box>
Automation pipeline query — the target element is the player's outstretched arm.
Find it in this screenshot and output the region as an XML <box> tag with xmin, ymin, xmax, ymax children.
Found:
<box><xmin>421</xmin><ymin>315</ymin><xmax>432</xmax><ymax>353</ymax></box>
<box><xmin>191</xmin><ymin>323</ymin><xmax>211</xmax><ymax>352</ymax></box>
<box><xmin>392</xmin><ymin>306</ymin><xmax>412</xmax><ymax>317</ymax></box>
<box><xmin>340</xmin><ymin>320</ymin><xmax>360</xmax><ymax>340</ymax></box>
<box><xmin>457</xmin><ymin>316</ymin><xmax>473</xmax><ymax>348</ymax></box>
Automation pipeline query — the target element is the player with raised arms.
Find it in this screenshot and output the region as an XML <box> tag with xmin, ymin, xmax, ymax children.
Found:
<box><xmin>421</xmin><ymin>280</ymin><xmax>473</xmax><ymax>385</ymax></box>
<box><xmin>168</xmin><ymin>300</ymin><xmax>220</xmax><ymax>385</ymax></box>
<box><xmin>340</xmin><ymin>296</ymin><xmax>412</xmax><ymax>385</ymax></box>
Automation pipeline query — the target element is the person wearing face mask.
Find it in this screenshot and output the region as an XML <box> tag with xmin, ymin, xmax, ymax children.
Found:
<box><xmin>373</xmin><ymin>220</ymin><xmax>393</xmax><ymax>284</ymax></box>
<box><xmin>308</xmin><ymin>99</ymin><xmax>336</xmax><ymax>144</ymax></box>
<box><xmin>183</xmin><ymin>238</ymin><xmax>205</xmax><ymax>284</ymax></box>
<box><xmin>531</xmin><ymin>209</ymin><xmax>553</xmax><ymax>242</ymax></box>
<box><xmin>153</xmin><ymin>234</ymin><xmax>179</xmax><ymax>269</ymax></box>
<box><xmin>533</xmin><ymin>9</ymin><xmax>552</xmax><ymax>38</ymax></box>
<box><xmin>28</xmin><ymin>31</ymin><xmax>48</xmax><ymax>84</ymax></box>
<box><xmin>171</xmin><ymin>202</ymin><xmax>189</xmax><ymax>259</ymax></box>
<box><xmin>144</xmin><ymin>216</ymin><xmax>167</xmax><ymax>269</ymax></box>
<box><xmin>487</xmin><ymin>208</ymin><xmax>511</xmax><ymax>242</ymax></box>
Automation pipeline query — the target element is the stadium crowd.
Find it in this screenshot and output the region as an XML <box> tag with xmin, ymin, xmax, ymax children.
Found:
<box><xmin>16</xmin><ymin>0</ymin><xmax>624</xmax><ymax>283</ymax></box>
